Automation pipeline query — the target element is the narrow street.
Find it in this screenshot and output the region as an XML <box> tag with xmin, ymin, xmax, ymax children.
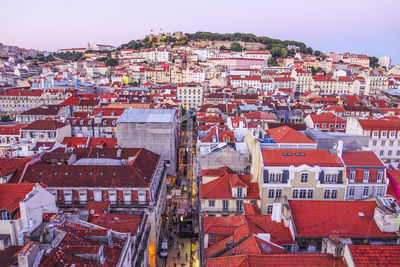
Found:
<box><xmin>159</xmin><ymin>116</ymin><xmax>200</xmax><ymax>267</ymax></box>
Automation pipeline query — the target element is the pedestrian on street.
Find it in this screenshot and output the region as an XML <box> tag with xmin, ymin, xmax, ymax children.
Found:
<box><xmin>185</xmin><ymin>252</ymin><xmax>188</xmax><ymax>260</ymax></box>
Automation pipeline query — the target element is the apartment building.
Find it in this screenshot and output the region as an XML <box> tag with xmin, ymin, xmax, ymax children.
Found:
<box><xmin>346</xmin><ymin>118</ymin><xmax>400</xmax><ymax>162</ymax></box>
<box><xmin>177</xmin><ymin>83</ymin><xmax>204</xmax><ymax>109</ymax></box>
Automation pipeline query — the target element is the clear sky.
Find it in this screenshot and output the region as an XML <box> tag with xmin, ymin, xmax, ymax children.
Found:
<box><xmin>1</xmin><ymin>0</ymin><xmax>399</xmax><ymax>63</ymax></box>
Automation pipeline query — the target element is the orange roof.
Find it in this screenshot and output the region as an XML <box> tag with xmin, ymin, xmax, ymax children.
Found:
<box><xmin>262</xmin><ymin>149</ymin><xmax>343</xmax><ymax>167</ymax></box>
<box><xmin>0</xmin><ymin>124</ymin><xmax>29</xmax><ymax>135</ymax></box>
<box><xmin>266</xmin><ymin>126</ymin><xmax>315</xmax><ymax>144</ymax></box>
<box><xmin>200</xmin><ymin>174</ymin><xmax>259</xmax><ymax>200</ymax></box>
<box><xmin>62</xmin><ymin>137</ymin><xmax>88</xmax><ymax>148</ymax></box>
<box><xmin>358</xmin><ymin>119</ymin><xmax>400</xmax><ymax>131</ymax></box>
<box><xmin>289</xmin><ymin>200</ymin><xmax>398</xmax><ymax>238</ymax></box>
<box><xmin>342</xmin><ymin>151</ymin><xmax>384</xmax><ymax>166</ymax></box>
<box><xmin>0</xmin><ymin>183</ymin><xmax>37</xmax><ymax>218</ymax></box>
<box><xmin>204</xmin><ymin>215</ymin><xmax>293</xmax><ymax>259</ymax></box>
<box><xmin>205</xmin><ymin>254</ymin><xmax>346</xmax><ymax>267</ymax></box>
<box><xmin>308</xmin><ymin>113</ymin><xmax>346</xmax><ymax>124</ymax></box>
<box><xmin>348</xmin><ymin>245</ymin><xmax>400</xmax><ymax>266</ymax></box>
<box><xmin>201</xmin><ymin>166</ymin><xmax>235</xmax><ymax>177</ymax></box>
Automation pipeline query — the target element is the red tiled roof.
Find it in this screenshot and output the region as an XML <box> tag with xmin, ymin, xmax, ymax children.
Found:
<box><xmin>358</xmin><ymin>119</ymin><xmax>400</xmax><ymax>131</ymax></box>
<box><xmin>22</xmin><ymin>149</ymin><xmax>160</xmax><ymax>188</ymax></box>
<box><xmin>200</xmin><ymin>174</ymin><xmax>259</xmax><ymax>200</ymax></box>
<box><xmin>342</xmin><ymin>151</ymin><xmax>384</xmax><ymax>167</ymax></box>
<box><xmin>348</xmin><ymin>245</ymin><xmax>400</xmax><ymax>266</ymax></box>
<box><xmin>201</xmin><ymin>166</ymin><xmax>235</xmax><ymax>177</ymax></box>
<box><xmin>0</xmin><ymin>246</ymin><xmax>22</xmax><ymax>267</ymax></box>
<box><xmin>204</xmin><ymin>215</ymin><xmax>293</xmax><ymax>259</ymax></box>
<box><xmin>308</xmin><ymin>113</ymin><xmax>346</xmax><ymax>124</ymax></box>
<box><xmin>89</xmin><ymin>213</ymin><xmax>142</xmax><ymax>235</ymax></box>
<box><xmin>262</xmin><ymin>149</ymin><xmax>343</xmax><ymax>167</ymax></box>
<box><xmin>0</xmin><ymin>124</ymin><xmax>30</xmax><ymax>135</ymax></box>
<box><xmin>205</xmin><ymin>254</ymin><xmax>346</xmax><ymax>267</ymax></box>
<box><xmin>83</xmin><ymin>201</ymin><xmax>110</xmax><ymax>215</ymax></box>
<box><xmin>0</xmin><ymin>183</ymin><xmax>36</xmax><ymax>218</ymax></box>
<box><xmin>62</xmin><ymin>137</ymin><xmax>88</xmax><ymax>148</ymax></box>
<box><xmin>88</xmin><ymin>137</ymin><xmax>118</xmax><ymax>148</ymax></box>
<box><xmin>23</xmin><ymin>120</ymin><xmax>68</xmax><ymax>130</ymax></box>
<box><xmin>289</xmin><ymin>200</ymin><xmax>398</xmax><ymax>238</ymax></box>
<box><xmin>244</xmin><ymin>111</ymin><xmax>276</xmax><ymax>121</ymax></box>
<box><xmin>244</xmin><ymin>203</ymin><xmax>261</xmax><ymax>215</ymax></box>
<box><xmin>92</xmin><ymin>107</ymin><xmax>125</xmax><ymax>117</ymax></box>
<box><xmin>266</xmin><ymin>126</ymin><xmax>315</xmax><ymax>144</ymax></box>
<box><xmin>0</xmin><ymin>157</ymin><xmax>32</xmax><ymax>183</ymax></box>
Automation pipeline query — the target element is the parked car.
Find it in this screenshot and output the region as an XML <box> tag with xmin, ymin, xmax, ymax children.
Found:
<box><xmin>160</xmin><ymin>239</ymin><xmax>168</xmax><ymax>257</ymax></box>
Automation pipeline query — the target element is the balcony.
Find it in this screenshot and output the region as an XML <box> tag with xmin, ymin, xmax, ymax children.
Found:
<box><xmin>204</xmin><ymin>208</ymin><xmax>244</xmax><ymax>215</ymax></box>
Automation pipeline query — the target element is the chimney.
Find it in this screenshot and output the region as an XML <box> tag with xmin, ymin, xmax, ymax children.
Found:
<box><xmin>271</xmin><ymin>203</ymin><xmax>283</xmax><ymax>222</ymax></box>
<box><xmin>17</xmin><ymin>242</ymin><xmax>40</xmax><ymax>267</ymax></box>
<box><xmin>116</xmin><ymin>148</ymin><xmax>122</xmax><ymax>158</ymax></box>
<box><xmin>337</xmin><ymin>140</ymin><xmax>343</xmax><ymax>158</ymax></box>
<box><xmin>374</xmin><ymin>197</ymin><xmax>400</xmax><ymax>233</ymax></box>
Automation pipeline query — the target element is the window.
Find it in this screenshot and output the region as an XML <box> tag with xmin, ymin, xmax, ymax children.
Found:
<box><xmin>331</xmin><ymin>174</ymin><xmax>337</xmax><ymax>183</ymax></box>
<box><xmin>349</xmin><ymin>170</ymin><xmax>356</xmax><ymax>181</ymax></box>
<box><xmin>301</xmin><ymin>173</ymin><xmax>308</xmax><ymax>183</ymax></box>
<box><xmin>373</xmin><ymin>131</ymin><xmax>379</xmax><ymax>137</ymax></box>
<box><xmin>363</xmin><ymin>170</ymin><xmax>370</xmax><ymax>182</ymax></box>
<box><xmin>138</xmin><ymin>191</ymin><xmax>146</xmax><ymax>203</ymax></box>
<box><xmin>381</xmin><ymin>141</ymin><xmax>386</xmax><ymax>146</ymax></box>
<box><xmin>299</xmin><ymin>189</ymin><xmax>307</xmax><ymax>199</ymax></box>
<box><xmin>269</xmin><ymin>173</ymin><xmax>275</xmax><ymax>182</ymax></box>
<box><xmin>363</xmin><ymin>187</ymin><xmax>369</xmax><ymax>197</ymax></box>
<box><xmin>1</xmin><ymin>211</ymin><xmax>11</xmax><ymax>220</ymax></box>
<box><xmin>208</xmin><ymin>200</ymin><xmax>215</xmax><ymax>207</ymax></box>
<box><xmin>209</xmin><ymin>234</ymin><xmax>215</xmax><ymax>242</ymax></box>
<box><xmin>380</xmin><ymin>150</ymin><xmax>384</xmax><ymax>156</ymax></box>
<box><xmin>390</xmin><ymin>141</ymin><xmax>394</xmax><ymax>146</ymax></box>
<box><xmin>331</xmin><ymin>189</ymin><xmax>338</xmax><ymax>199</ymax></box>
<box><xmin>292</xmin><ymin>189</ymin><xmax>298</xmax><ymax>199</ymax></box>
<box><xmin>237</xmin><ymin>188</ymin><xmax>243</xmax><ymax>198</ymax></box>
<box><xmin>325</xmin><ymin>174</ymin><xmax>331</xmax><ymax>183</ymax></box>
<box><xmin>324</xmin><ymin>190</ymin><xmax>330</xmax><ymax>199</ymax></box>
<box><xmin>94</xmin><ymin>190</ymin><xmax>102</xmax><ymax>201</ymax></box>
<box><xmin>268</xmin><ymin>189</ymin><xmax>275</xmax><ymax>199</ymax></box>
<box><xmin>109</xmin><ymin>191</ymin><xmax>117</xmax><ymax>203</ymax></box>
<box><xmin>276</xmin><ymin>173</ymin><xmax>282</xmax><ymax>182</ymax></box>
<box><xmin>308</xmin><ymin>189</ymin><xmax>313</xmax><ymax>199</ymax></box>
<box><xmin>397</xmin><ymin>150</ymin><xmax>400</xmax><ymax>156</ymax></box>
<box><xmin>267</xmin><ymin>205</ymin><xmax>273</xmax><ymax>215</ymax></box>
<box><xmin>388</xmin><ymin>150</ymin><xmax>392</xmax><ymax>156</ymax></box>
<box><xmin>349</xmin><ymin>187</ymin><xmax>355</xmax><ymax>198</ymax></box>
<box><xmin>236</xmin><ymin>200</ymin><xmax>243</xmax><ymax>212</ymax></box>
<box><xmin>123</xmin><ymin>191</ymin><xmax>131</xmax><ymax>204</ymax></box>
<box><xmin>222</xmin><ymin>200</ymin><xmax>229</xmax><ymax>211</ymax></box>
<box><xmin>276</xmin><ymin>189</ymin><xmax>282</xmax><ymax>198</ymax></box>
<box><xmin>377</xmin><ymin>187</ymin><xmax>383</xmax><ymax>197</ymax></box>
<box><xmin>391</xmin><ymin>131</ymin><xmax>396</xmax><ymax>137</ymax></box>
<box><xmin>372</xmin><ymin>141</ymin><xmax>377</xmax><ymax>146</ymax></box>
<box><xmin>382</xmin><ymin>131</ymin><xmax>387</xmax><ymax>137</ymax></box>
<box><xmin>79</xmin><ymin>190</ymin><xmax>87</xmax><ymax>204</ymax></box>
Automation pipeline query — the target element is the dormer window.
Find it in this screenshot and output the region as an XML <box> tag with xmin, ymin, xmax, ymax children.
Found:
<box><xmin>363</xmin><ymin>170</ymin><xmax>370</xmax><ymax>183</ymax></box>
<box><xmin>1</xmin><ymin>211</ymin><xmax>11</xmax><ymax>220</ymax></box>
<box><xmin>377</xmin><ymin>170</ymin><xmax>384</xmax><ymax>183</ymax></box>
<box><xmin>349</xmin><ymin>170</ymin><xmax>356</xmax><ymax>181</ymax></box>
<box><xmin>80</xmin><ymin>120</ymin><xmax>84</xmax><ymax>125</ymax></box>
<box><xmin>237</xmin><ymin>188</ymin><xmax>243</xmax><ymax>198</ymax></box>
<box><xmin>103</xmin><ymin>120</ymin><xmax>107</xmax><ymax>125</ymax></box>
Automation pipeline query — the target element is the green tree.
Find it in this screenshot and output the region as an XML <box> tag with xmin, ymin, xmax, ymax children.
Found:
<box><xmin>105</xmin><ymin>58</ymin><xmax>118</xmax><ymax>66</ymax></box>
<box><xmin>1</xmin><ymin>114</ymin><xmax>12</xmax><ymax>121</ymax></box>
<box><xmin>314</xmin><ymin>50</ymin><xmax>321</xmax><ymax>56</ymax></box>
<box><xmin>369</xmin><ymin>56</ymin><xmax>379</xmax><ymax>68</ymax></box>
<box><xmin>230</xmin><ymin>42</ymin><xmax>242</xmax><ymax>51</ymax></box>
<box><xmin>268</xmin><ymin>57</ymin><xmax>278</xmax><ymax>66</ymax></box>
<box><xmin>220</xmin><ymin>45</ymin><xmax>227</xmax><ymax>51</ymax></box>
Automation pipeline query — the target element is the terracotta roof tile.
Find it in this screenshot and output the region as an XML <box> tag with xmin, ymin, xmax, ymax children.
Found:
<box><xmin>262</xmin><ymin>149</ymin><xmax>343</xmax><ymax>167</ymax></box>
<box><xmin>289</xmin><ymin>200</ymin><xmax>397</xmax><ymax>238</ymax></box>
<box><xmin>349</xmin><ymin>245</ymin><xmax>400</xmax><ymax>266</ymax></box>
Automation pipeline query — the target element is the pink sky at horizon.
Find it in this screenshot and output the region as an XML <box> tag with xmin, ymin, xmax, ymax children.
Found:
<box><xmin>1</xmin><ymin>0</ymin><xmax>399</xmax><ymax>63</ymax></box>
